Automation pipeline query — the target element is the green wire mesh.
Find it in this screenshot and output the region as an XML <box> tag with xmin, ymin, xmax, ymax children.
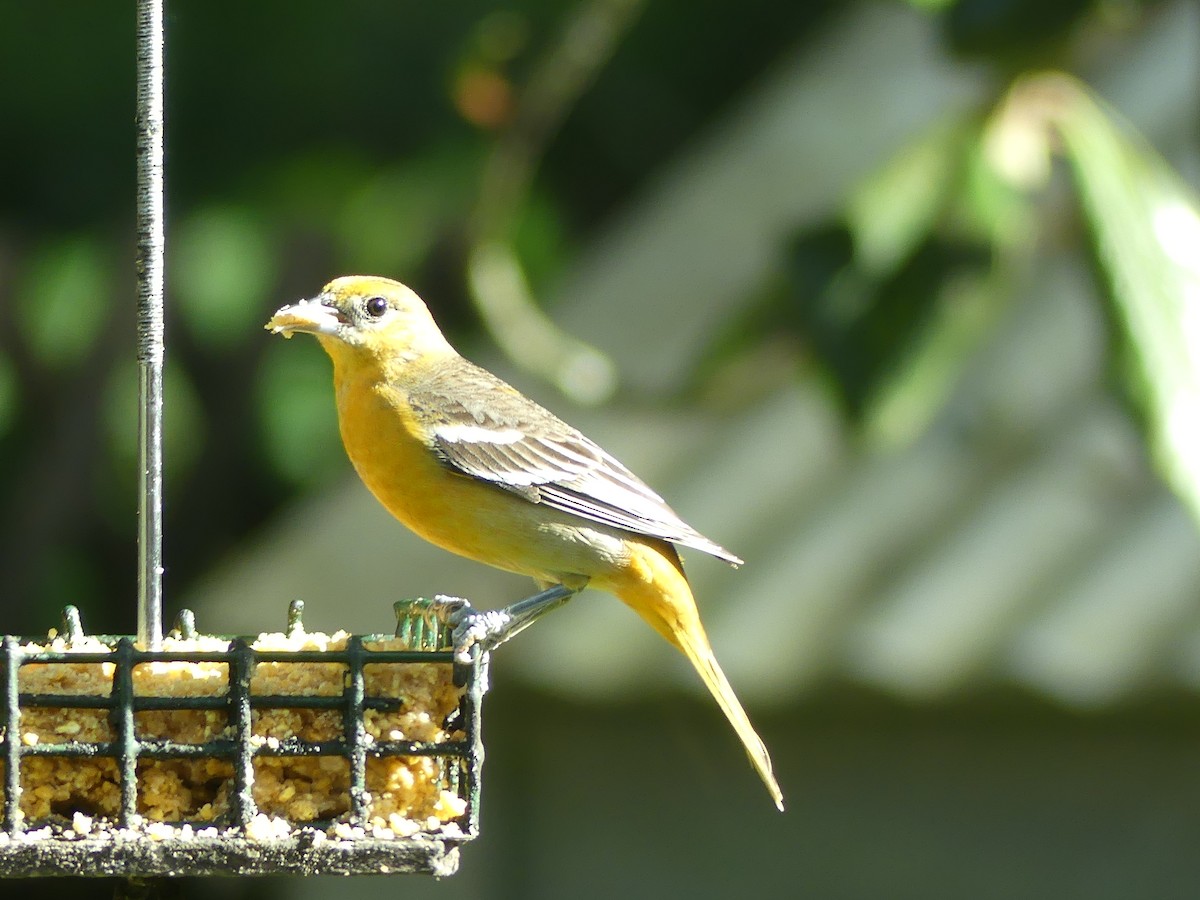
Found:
<box><xmin>0</xmin><ymin>600</ymin><xmax>487</xmax><ymax>877</ymax></box>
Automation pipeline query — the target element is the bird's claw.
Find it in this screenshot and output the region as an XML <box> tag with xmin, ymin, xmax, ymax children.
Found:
<box><xmin>435</xmin><ymin>585</ymin><xmax>579</xmax><ymax>664</ymax></box>
<box><xmin>422</xmin><ymin>594</ymin><xmax>472</xmax><ymax>625</ymax></box>
<box><xmin>450</xmin><ymin>607</ymin><xmax>512</xmax><ymax>665</ymax></box>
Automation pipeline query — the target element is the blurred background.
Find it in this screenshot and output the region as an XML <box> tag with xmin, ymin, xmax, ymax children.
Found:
<box><xmin>3</xmin><ymin>0</ymin><xmax>1200</xmax><ymax>896</ymax></box>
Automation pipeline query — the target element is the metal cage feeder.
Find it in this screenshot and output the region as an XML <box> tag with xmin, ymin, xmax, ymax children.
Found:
<box><xmin>0</xmin><ymin>599</ymin><xmax>489</xmax><ymax>878</ymax></box>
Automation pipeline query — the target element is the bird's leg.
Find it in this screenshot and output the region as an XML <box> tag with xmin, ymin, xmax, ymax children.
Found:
<box><xmin>433</xmin><ymin>584</ymin><xmax>580</xmax><ymax>663</ymax></box>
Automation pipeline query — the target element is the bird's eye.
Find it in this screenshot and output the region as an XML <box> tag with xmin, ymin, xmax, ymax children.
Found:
<box><xmin>364</xmin><ymin>296</ymin><xmax>388</xmax><ymax>318</ymax></box>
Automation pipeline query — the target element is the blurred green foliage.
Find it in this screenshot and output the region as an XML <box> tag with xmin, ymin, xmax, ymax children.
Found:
<box><xmin>174</xmin><ymin>206</ymin><xmax>278</xmax><ymax>348</ymax></box>
<box><xmin>15</xmin><ymin>237</ymin><xmax>115</xmax><ymax>368</ymax></box>
<box><xmin>0</xmin><ymin>0</ymin><xmax>1194</xmax><ymax>647</ymax></box>
<box><xmin>1047</xmin><ymin>77</ymin><xmax>1200</xmax><ymax>523</ymax></box>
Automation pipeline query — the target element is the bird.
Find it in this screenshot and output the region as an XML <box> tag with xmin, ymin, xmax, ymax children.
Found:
<box><xmin>266</xmin><ymin>275</ymin><xmax>783</xmax><ymax>810</ymax></box>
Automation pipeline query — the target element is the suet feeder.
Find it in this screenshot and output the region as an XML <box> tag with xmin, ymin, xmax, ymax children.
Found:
<box><xmin>0</xmin><ymin>600</ymin><xmax>488</xmax><ymax>878</ymax></box>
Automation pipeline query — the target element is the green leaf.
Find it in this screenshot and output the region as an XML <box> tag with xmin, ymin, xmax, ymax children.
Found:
<box><xmin>1051</xmin><ymin>76</ymin><xmax>1200</xmax><ymax>523</ymax></box>
<box><xmin>782</xmin><ymin>220</ymin><xmax>991</xmax><ymax>427</ymax></box>
<box><xmin>838</xmin><ymin>120</ymin><xmax>1012</xmax><ymax>444</ymax></box>
<box><xmin>864</xmin><ymin>269</ymin><xmax>1004</xmax><ymax>447</ymax></box>
<box><xmin>847</xmin><ymin>118</ymin><xmax>972</xmax><ymax>276</ymax></box>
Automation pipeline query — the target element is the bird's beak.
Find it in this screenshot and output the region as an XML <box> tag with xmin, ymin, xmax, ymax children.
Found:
<box><xmin>265</xmin><ymin>294</ymin><xmax>343</xmax><ymax>339</ymax></box>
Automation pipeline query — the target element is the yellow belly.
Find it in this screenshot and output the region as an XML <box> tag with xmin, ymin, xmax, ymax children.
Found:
<box><xmin>333</xmin><ymin>372</ymin><xmax>624</xmax><ymax>587</ymax></box>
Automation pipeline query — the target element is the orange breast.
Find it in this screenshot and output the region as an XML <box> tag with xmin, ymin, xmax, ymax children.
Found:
<box><xmin>332</xmin><ymin>366</ymin><xmax>601</xmax><ymax>583</ymax></box>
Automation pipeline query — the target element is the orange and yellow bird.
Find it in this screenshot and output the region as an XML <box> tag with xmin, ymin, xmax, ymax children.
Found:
<box><xmin>267</xmin><ymin>275</ymin><xmax>783</xmax><ymax>810</ymax></box>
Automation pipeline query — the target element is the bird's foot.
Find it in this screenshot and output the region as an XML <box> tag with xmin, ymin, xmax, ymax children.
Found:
<box><xmin>437</xmin><ymin>584</ymin><xmax>578</xmax><ymax>664</ymax></box>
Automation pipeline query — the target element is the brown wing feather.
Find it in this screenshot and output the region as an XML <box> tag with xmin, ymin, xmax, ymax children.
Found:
<box><xmin>405</xmin><ymin>360</ymin><xmax>743</xmax><ymax>565</ymax></box>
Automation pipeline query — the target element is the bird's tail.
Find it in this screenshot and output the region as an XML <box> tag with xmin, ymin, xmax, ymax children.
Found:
<box><xmin>615</xmin><ymin>542</ymin><xmax>784</xmax><ymax>811</ymax></box>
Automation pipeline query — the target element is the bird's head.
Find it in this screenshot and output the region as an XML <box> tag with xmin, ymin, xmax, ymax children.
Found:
<box><xmin>266</xmin><ymin>275</ymin><xmax>453</xmax><ymax>365</ymax></box>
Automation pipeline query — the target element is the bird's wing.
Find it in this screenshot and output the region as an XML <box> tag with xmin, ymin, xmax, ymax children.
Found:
<box><xmin>406</xmin><ymin>361</ymin><xmax>743</xmax><ymax>565</ymax></box>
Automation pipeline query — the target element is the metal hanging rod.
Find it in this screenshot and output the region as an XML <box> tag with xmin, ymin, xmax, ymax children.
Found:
<box><xmin>135</xmin><ymin>0</ymin><xmax>165</xmax><ymax>650</ymax></box>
